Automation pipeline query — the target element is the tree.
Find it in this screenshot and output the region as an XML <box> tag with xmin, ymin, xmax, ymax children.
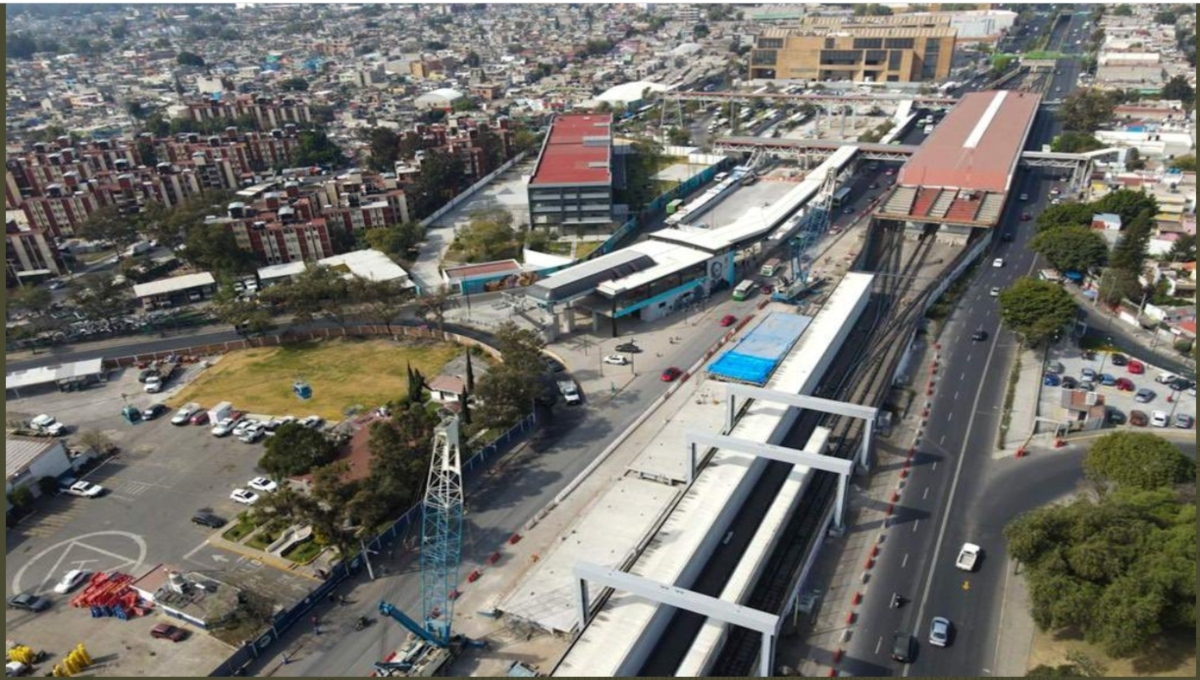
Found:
<box><xmin>1004</xmin><ymin>487</ymin><xmax>1195</xmax><ymax>657</ymax></box>
<box><xmin>409</xmin><ymin>150</ymin><xmax>467</xmax><ymax>219</ymax></box>
<box><xmin>1154</xmin><ymin>10</ymin><xmax>1178</xmax><ymax>25</ymax></box>
<box><xmin>1165</xmin><ymin>236</ymin><xmax>1195</xmax><ymax>263</ymax></box>
<box><xmin>1113</xmin><ymin>5</ymin><xmax>1133</xmax><ymax>16</ymax></box>
<box><xmin>135</xmin><ymin>138</ymin><xmax>158</xmax><ymax>168</ymax></box>
<box><xmin>451</xmin><ymin>97</ymin><xmax>477</xmax><ymax>113</ymax></box>
<box><xmin>1170</xmin><ymin>154</ymin><xmax>1196</xmax><ymax>172</ymax></box>
<box><xmin>211</xmin><ymin>284</ymin><xmax>275</xmax><ymax>336</ymax></box>
<box><xmin>997</xmin><ymin>278</ymin><xmax>1078</xmax><ymax>346</ymax></box>
<box><xmin>1050</xmin><ymin>132</ymin><xmax>1105</xmax><ymax>153</ymax></box>
<box><xmin>7</xmin><ymin>285</ymin><xmax>51</xmax><ymax>316</ymax></box>
<box><xmin>1058</xmin><ymin>89</ymin><xmax>1117</xmax><ymax>134</ymax></box>
<box><xmin>1093</xmin><ymin>190</ymin><xmax>1158</xmax><ymax>229</ymax></box>
<box><xmin>666</xmin><ymin>126</ymin><xmax>691</xmax><ymax>146</ymax></box>
<box><xmin>279</xmin><ymin>76</ymin><xmax>309</xmax><ymax>92</ymax></box>
<box><xmin>1098</xmin><ymin>267</ymin><xmax>1144</xmax><ymax>306</ymax></box>
<box><xmin>1109</xmin><ymin>208</ymin><xmax>1154</xmax><ymax>272</ymax></box>
<box><xmin>293</xmin><ymin>129</ymin><xmax>347</xmax><ymax>169</ymax></box>
<box><xmin>176</xmin><ymin>51</ymin><xmax>205</xmax><ymax>67</ymax></box>
<box><xmin>1084</xmin><ymin>432</ymin><xmax>1195</xmax><ymax>491</ymax></box>
<box><xmin>182</xmin><ymin>222</ymin><xmax>256</xmax><ymax>278</ymax></box>
<box><xmin>1029</xmin><ymin>226</ymin><xmax>1108</xmax><ymax>274</ymax></box>
<box><xmin>474</xmin><ymin>321</ymin><xmax>546</xmax><ymax>428</ymax></box>
<box><xmin>71</xmin><ymin>273</ymin><xmax>132</xmax><ymax>320</ymax></box>
<box><xmin>78</xmin><ymin>205</ymin><xmax>139</xmax><ymax>255</ymax></box>
<box><xmin>266</xmin><ymin>264</ymin><xmax>352</xmax><ymax>327</ymax></box>
<box><xmin>453</xmin><ymin>209</ymin><xmax>519</xmax><ymax>262</ymax></box>
<box><xmin>416</xmin><ymin>285</ymin><xmax>454</xmax><ymax>333</ymax></box>
<box><xmin>259</xmin><ymin>423</ymin><xmax>337</xmax><ymax>477</ymax></box>
<box><xmin>465</xmin><ymin>351</ymin><xmax>475</xmax><ymax>392</ymax></box>
<box><xmin>352</xmin><ymin>278</ymin><xmax>413</xmax><ymax>334</ymax></box>
<box><xmin>364</xmin><ymin>222</ymin><xmax>424</xmax><ymax>260</ymax></box>
<box><xmin>1160</xmin><ymin>75</ymin><xmax>1195</xmax><ymax>113</ymax></box>
<box><xmin>6</xmin><ymin>33</ymin><xmax>40</xmax><ymax>60</ymax></box>
<box><xmin>364</xmin><ymin>127</ymin><xmax>400</xmax><ymax>172</ymax></box>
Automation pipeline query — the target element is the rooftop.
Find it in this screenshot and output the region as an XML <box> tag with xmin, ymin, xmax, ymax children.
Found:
<box><xmin>897</xmin><ymin>90</ymin><xmax>1040</xmax><ymax>194</ymax></box>
<box><xmin>6</xmin><ymin>436</ymin><xmax>62</xmax><ymax>481</ymax></box>
<box><xmin>529</xmin><ymin>113</ymin><xmax>612</xmax><ymax>186</ymax></box>
<box><xmin>131</xmin><ymin>272</ymin><xmax>216</xmax><ymax>299</ymax></box>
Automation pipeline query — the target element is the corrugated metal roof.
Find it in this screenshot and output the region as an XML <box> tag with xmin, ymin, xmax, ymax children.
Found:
<box><xmin>132</xmin><ymin>272</ymin><xmax>216</xmax><ymax>299</ymax></box>
<box><xmin>897</xmin><ymin>90</ymin><xmax>1040</xmax><ymax>194</ymax></box>
<box><xmin>6</xmin><ymin>357</ymin><xmax>105</xmax><ymax>391</ymax></box>
<box><xmin>526</xmin><ymin>249</ymin><xmax>654</xmax><ymax>303</ymax></box>
<box><xmin>6</xmin><ymin>436</ymin><xmax>62</xmax><ymax>480</ymax></box>
<box><xmin>529</xmin><ymin>113</ymin><xmax>612</xmax><ymax>186</ymax></box>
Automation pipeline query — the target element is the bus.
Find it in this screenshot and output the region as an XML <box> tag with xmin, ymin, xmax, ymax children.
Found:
<box><xmin>831</xmin><ymin>187</ymin><xmax>853</xmax><ymax>208</ymax></box>
<box><xmin>732</xmin><ymin>280</ymin><xmax>756</xmax><ymax>301</ymax></box>
<box><xmin>760</xmin><ymin>258</ymin><xmax>783</xmax><ymax>277</ymax></box>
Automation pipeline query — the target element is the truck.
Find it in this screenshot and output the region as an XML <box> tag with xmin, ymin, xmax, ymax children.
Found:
<box><xmin>207</xmin><ymin>401</ymin><xmax>234</xmax><ymax>425</ymax></box>
<box><xmin>557</xmin><ymin>380</ymin><xmax>581</xmax><ymax>406</ymax></box>
<box><xmin>955</xmin><ymin>542</ymin><xmax>981</xmax><ymax>571</ymax></box>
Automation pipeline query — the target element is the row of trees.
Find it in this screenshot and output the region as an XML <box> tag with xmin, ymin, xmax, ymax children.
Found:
<box><xmin>1007</xmin><ymin>432</ymin><xmax>1195</xmax><ymax>661</ymax></box>
<box><xmin>1029</xmin><ymin>189</ymin><xmax>1187</xmax><ymax>309</ymax></box>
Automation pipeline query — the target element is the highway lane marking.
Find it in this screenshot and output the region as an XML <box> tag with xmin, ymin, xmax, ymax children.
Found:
<box><xmin>946</xmin><ymin>411</ymin><xmax>952</xmax><ymax>422</ymax></box>
<box><xmin>875</xmin><ymin>636</ymin><xmax>884</xmax><ymax>655</ymax></box>
<box><xmin>905</xmin><ymin>306</ymin><xmax>1006</xmax><ymax>679</ymax></box>
<box><xmin>954</xmin><ymin>391</ymin><xmax>959</xmax><ymax>401</ymax></box>
<box><xmin>939</xmin><ymin>435</ymin><xmax>945</xmax><ymax>445</ymax></box>
<box><xmin>902</xmin><ymin>553</ymin><xmax>909</xmax><ymax>569</ymax></box>
<box><xmin>932</xmin><ymin>461</ymin><xmax>937</xmax><ymax>470</ymax></box>
<box><xmin>961</xmin><ymin>372</ymin><xmax>966</xmax><ymax>381</ymax></box>
<box><xmin>912</xmin><ymin>520</ymin><xmax>920</xmax><ymax>533</ymax></box>
<box><xmin>923</xmin><ymin>487</ymin><xmax>929</xmax><ymax>500</ymax></box>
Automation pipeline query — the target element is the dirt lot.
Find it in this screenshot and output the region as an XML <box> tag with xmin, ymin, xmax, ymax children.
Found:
<box><xmin>165</xmin><ymin>337</ymin><xmax>461</xmax><ymax>420</ymax></box>
<box><xmin>1028</xmin><ymin>626</ymin><xmax>1196</xmax><ymax>677</ymax></box>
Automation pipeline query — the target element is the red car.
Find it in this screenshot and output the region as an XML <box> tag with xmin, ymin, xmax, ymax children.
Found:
<box><xmin>150</xmin><ymin>623</ymin><xmax>189</xmax><ymax>642</ymax></box>
<box><xmin>1127</xmin><ymin>360</ymin><xmax>1145</xmax><ymax>375</ymax></box>
<box><xmin>660</xmin><ymin>367</ymin><xmax>682</xmax><ymax>382</ymax></box>
<box><xmin>1114</xmin><ymin>377</ymin><xmax>1135</xmax><ymax>392</ymax></box>
<box><xmin>1020</xmin><ymin>212</ymin><xmax>1032</xmax><ymax>221</ymax></box>
<box><xmin>189</xmin><ymin>412</ymin><xmax>210</xmax><ymax>426</ymax></box>
<box><xmin>760</xmin><ymin>284</ymin><xmax>773</xmax><ymax>295</ymax></box>
<box><xmin>719</xmin><ymin>314</ymin><xmax>738</xmax><ymax>327</ymax></box>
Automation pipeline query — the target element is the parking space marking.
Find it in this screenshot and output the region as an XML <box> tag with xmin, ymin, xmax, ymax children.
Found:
<box><xmin>12</xmin><ymin>531</ymin><xmax>148</xmax><ymax>595</ymax></box>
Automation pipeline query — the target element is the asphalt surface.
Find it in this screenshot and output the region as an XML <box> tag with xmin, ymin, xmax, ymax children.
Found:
<box><xmin>840</xmin><ymin>29</ymin><xmax>1136</xmax><ymax>675</ymax></box>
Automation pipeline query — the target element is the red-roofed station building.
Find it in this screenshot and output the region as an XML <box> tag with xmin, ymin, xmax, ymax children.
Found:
<box><xmin>876</xmin><ymin>90</ymin><xmax>1041</xmax><ymax>243</ymax></box>
<box><xmin>527</xmin><ymin>113</ymin><xmax>613</xmax><ymax>230</ymax></box>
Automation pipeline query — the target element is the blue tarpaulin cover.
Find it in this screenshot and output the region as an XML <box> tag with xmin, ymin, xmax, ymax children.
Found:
<box><xmin>707</xmin><ymin>312</ymin><xmax>812</xmax><ymax>385</ymax></box>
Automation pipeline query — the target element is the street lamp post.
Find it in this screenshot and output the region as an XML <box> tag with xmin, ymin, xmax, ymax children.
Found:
<box><xmin>1097</xmin><ymin>336</ymin><xmax>1113</xmax><ymax>376</ymax></box>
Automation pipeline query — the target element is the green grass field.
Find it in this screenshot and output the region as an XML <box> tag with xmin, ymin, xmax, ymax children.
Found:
<box><xmin>167</xmin><ymin>337</ymin><xmax>462</xmax><ymax>420</ymax></box>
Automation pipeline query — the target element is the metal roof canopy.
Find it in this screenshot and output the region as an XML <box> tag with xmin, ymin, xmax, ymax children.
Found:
<box><xmin>725</xmin><ymin>384</ymin><xmax>878</xmax><ymax>472</ymax></box>
<box><xmin>686</xmin><ymin>428</ymin><xmax>853</xmax><ymax>530</ymax></box>
<box><xmin>572</xmin><ymin>561</ymin><xmax>780</xmax><ymax>678</ymax></box>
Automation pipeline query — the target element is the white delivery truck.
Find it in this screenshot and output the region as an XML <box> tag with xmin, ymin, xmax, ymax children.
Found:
<box><xmin>207</xmin><ymin>401</ymin><xmax>234</xmax><ymax>424</ymax></box>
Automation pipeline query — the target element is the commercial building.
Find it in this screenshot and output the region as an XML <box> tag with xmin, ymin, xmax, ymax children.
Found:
<box><xmin>6</xmin><ymin>437</ymin><xmax>72</xmax><ymax>505</ymax></box>
<box><xmin>132</xmin><ymin>272</ymin><xmax>218</xmax><ymax>309</ymax></box>
<box><xmin>749</xmin><ymin>25</ymin><xmax>956</xmax><ymax>82</ymax></box>
<box><xmin>527</xmin><ymin>113</ymin><xmax>613</xmax><ymax>229</ymax></box>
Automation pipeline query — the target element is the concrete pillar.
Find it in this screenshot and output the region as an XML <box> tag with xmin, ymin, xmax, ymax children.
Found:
<box><xmin>859</xmin><ymin>418</ymin><xmax>873</xmax><ymax>471</ymax></box>
<box><xmin>759</xmin><ymin>632</ymin><xmax>775</xmax><ymax>677</ymax></box>
<box><xmin>576</xmin><ymin>577</ymin><xmax>589</xmax><ymax>630</ymax></box>
<box><xmin>564</xmin><ymin>305</ymin><xmax>576</xmax><ymax>333</ymax></box>
<box><xmin>726</xmin><ymin>394</ymin><xmax>737</xmax><ymax>434</ymax></box>
<box><xmin>835</xmin><ymin>472</ymin><xmax>847</xmax><ymax>529</ymax></box>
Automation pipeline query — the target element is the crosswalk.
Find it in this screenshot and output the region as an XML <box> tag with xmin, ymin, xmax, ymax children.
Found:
<box><xmin>20</xmin><ymin>498</ymin><xmax>78</xmax><ymax>539</ymax></box>
<box><xmin>111</xmin><ymin>480</ymin><xmax>155</xmax><ymax>497</ymax></box>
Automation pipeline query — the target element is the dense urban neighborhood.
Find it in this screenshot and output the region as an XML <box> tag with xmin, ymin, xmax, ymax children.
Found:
<box><xmin>5</xmin><ymin>3</ymin><xmax>1196</xmax><ymax>679</ymax></box>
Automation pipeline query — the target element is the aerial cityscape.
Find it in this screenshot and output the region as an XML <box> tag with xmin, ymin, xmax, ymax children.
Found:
<box><xmin>4</xmin><ymin>2</ymin><xmax>1197</xmax><ymax>678</ymax></box>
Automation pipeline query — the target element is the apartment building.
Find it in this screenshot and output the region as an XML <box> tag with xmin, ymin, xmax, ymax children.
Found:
<box><xmin>6</xmin><ymin>212</ymin><xmax>66</xmax><ymax>281</ymax></box>
<box><xmin>750</xmin><ymin>25</ymin><xmax>956</xmax><ymax>82</ymax></box>
<box><xmin>184</xmin><ymin>95</ymin><xmax>313</xmax><ymax>130</ymax></box>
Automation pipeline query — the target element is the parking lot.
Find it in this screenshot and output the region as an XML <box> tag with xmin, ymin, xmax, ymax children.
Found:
<box><xmin>1039</xmin><ymin>345</ymin><xmax>1196</xmax><ymax>432</ymax></box>
<box><xmin>6</xmin><ymin>364</ymin><xmax>316</xmax><ymax>676</ymax></box>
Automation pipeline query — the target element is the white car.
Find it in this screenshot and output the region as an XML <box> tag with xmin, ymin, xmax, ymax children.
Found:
<box><xmin>171</xmin><ymin>403</ymin><xmax>201</xmax><ymax>425</ymax></box>
<box><xmin>990</xmin><ymin>287</ymin><xmax>1000</xmax><ymax>297</ymax></box>
<box><xmin>1150</xmin><ymin>410</ymin><xmax>1169</xmax><ymax>428</ymax></box>
<box><xmin>232</xmin><ymin>419</ymin><xmax>260</xmax><ymax>437</ymax></box>
<box><xmin>144</xmin><ymin>375</ymin><xmax>164</xmax><ymax>393</ymax></box>
<box><xmin>247</xmin><ymin>477</ymin><xmax>278</xmax><ymax>493</ymax></box>
<box><xmin>65</xmin><ymin>480</ymin><xmax>104</xmax><ymax>498</ymax></box>
<box><xmin>300</xmin><ymin>415</ymin><xmax>324</xmax><ymax>429</ymax></box>
<box><xmin>230</xmin><ymin>488</ymin><xmax>259</xmax><ymax>505</ymax></box>
<box><xmin>238</xmin><ymin>425</ymin><xmax>265</xmax><ymax>444</ymax></box>
<box><xmin>53</xmin><ymin>569</ymin><xmax>89</xmax><ymax>594</ymax></box>
<box><xmin>992</xmin><ymin>257</ymin><xmax>1004</xmax><ymax>268</ymax></box>
<box><xmin>211</xmin><ymin>418</ymin><xmax>240</xmax><ymax>437</ymax></box>
<box><xmin>602</xmin><ymin>354</ymin><xmax>629</xmax><ymax>366</ymax></box>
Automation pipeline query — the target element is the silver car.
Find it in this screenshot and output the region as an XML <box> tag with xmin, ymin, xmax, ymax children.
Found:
<box><xmin>929</xmin><ymin>616</ymin><xmax>950</xmax><ymax>647</ymax></box>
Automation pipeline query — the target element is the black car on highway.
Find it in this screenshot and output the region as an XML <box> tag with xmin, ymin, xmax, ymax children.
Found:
<box><xmin>7</xmin><ymin>592</ymin><xmax>51</xmax><ymax>612</ymax></box>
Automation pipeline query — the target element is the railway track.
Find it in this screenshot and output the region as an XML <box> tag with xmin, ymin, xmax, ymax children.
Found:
<box><xmin>711</xmin><ymin>222</ymin><xmax>948</xmax><ymax>675</ymax></box>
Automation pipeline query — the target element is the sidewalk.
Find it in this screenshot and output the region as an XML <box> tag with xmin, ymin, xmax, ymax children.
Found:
<box><xmin>999</xmin><ymin>344</ymin><xmax>1049</xmax><ymax>455</ymax></box>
